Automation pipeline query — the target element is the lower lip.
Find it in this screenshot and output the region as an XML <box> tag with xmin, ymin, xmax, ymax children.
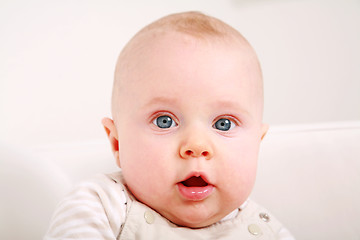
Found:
<box><xmin>177</xmin><ymin>183</ymin><xmax>214</xmax><ymax>201</ymax></box>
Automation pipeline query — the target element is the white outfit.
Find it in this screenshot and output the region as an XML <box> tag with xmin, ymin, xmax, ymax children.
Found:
<box><xmin>45</xmin><ymin>172</ymin><xmax>295</xmax><ymax>240</ymax></box>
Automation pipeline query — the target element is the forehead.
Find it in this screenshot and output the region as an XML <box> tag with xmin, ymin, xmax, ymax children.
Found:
<box><xmin>115</xmin><ymin>32</ymin><xmax>262</xmax><ymax>114</ymax></box>
<box><xmin>129</xmin><ymin>32</ymin><xmax>259</xmax><ymax>90</ymax></box>
<box><xmin>117</xmin><ymin>28</ymin><xmax>253</xmax><ymax>76</ymax></box>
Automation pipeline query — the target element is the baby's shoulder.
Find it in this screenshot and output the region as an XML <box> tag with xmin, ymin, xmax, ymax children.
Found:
<box><xmin>238</xmin><ymin>200</ymin><xmax>295</xmax><ymax>240</ymax></box>
<box><xmin>69</xmin><ymin>171</ymin><xmax>128</xmax><ymax>204</ymax></box>
<box><xmin>73</xmin><ymin>171</ymin><xmax>126</xmax><ymax>191</ymax></box>
<box><xmin>44</xmin><ymin>171</ymin><xmax>128</xmax><ymax>239</ymax></box>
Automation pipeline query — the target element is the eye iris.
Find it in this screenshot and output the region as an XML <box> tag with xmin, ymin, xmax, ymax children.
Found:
<box><xmin>156</xmin><ymin>116</ymin><xmax>173</xmax><ymax>128</ymax></box>
<box><xmin>215</xmin><ymin>118</ymin><xmax>231</xmax><ymax>131</ymax></box>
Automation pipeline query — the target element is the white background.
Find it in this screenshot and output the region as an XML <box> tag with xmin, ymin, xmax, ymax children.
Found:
<box><xmin>1</xmin><ymin>0</ymin><xmax>359</xmax><ymax>146</ymax></box>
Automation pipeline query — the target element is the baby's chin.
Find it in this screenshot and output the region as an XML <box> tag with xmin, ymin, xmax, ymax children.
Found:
<box><xmin>172</xmin><ymin>213</ymin><xmax>228</xmax><ymax>228</ymax></box>
<box><xmin>158</xmin><ymin>204</ymin><xmax>234</xmax><ymax>229</ymax></box>
<box><xmin>175</xmin><ymin>217</ymin><xmax>222</xmax><ymax>229</ymax></box>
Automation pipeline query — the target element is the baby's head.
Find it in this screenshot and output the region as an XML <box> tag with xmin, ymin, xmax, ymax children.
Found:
<box><xmin>102</xmin><ymin>11</ymin><xmax>268</xmax><ymax>228</ymax></box>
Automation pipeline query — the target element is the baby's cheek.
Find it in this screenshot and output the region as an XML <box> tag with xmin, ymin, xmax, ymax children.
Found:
<box><xmin>125</xmin><ymin>135</ymin><xmax>172</xmax><ymax>177</ymax></box>
<box><xmin>219</xmin><ymin>144</ymin><xmax>258</xmax><ymax>189</ymax></box>
<box><xmin>123</xmin><ymin>137</ymin><xmax>177</xmax><ymax>205</ymax></box>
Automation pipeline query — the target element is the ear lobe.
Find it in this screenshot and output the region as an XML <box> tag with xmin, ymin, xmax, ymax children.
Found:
<box><xmin>102</xmin><ymin>117</ymin><xmax>120</xmax><ymax>167</ymax></box>
<box><xmin>261</xmin><ymin>123</ymin><xmax>269</xmax><ymax>141</ymax></box>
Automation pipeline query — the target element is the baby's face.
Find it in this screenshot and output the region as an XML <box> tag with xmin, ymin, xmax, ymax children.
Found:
<box><xmin>114</xmin><ymin>32</ymin><xmax>267</xmax><ymax>228</ymax></box>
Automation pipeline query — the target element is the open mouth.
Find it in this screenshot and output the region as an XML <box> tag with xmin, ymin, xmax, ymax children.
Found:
<box><xmin>181</xmin><ymin>176</ymin><xmax>208</xmax><ymax>187</ymax></box>
<box><xmin>177</xmin><ymin>174</ymin><xmax>214</xmax><ymax>201</ymax></box>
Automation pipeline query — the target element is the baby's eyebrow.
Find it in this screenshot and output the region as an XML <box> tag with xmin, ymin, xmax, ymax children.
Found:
<box><xmin>142</xmin><ymin>96</ymin><xmax>179</xmax><ymax>109</ymax></box>
<box><xmin>214</xmin><ymin>100</ymin><xmax>243</xmax><ymax>110</ymax></box>
<box><xmin>214</xmin><ymin>100</ymin><xmax>251</xmax><ymax>115</ymax></box>
<box><xmin>142</xmin><ymin>97</ymin><xmax>250</xmax><ymax>116</ymax></box>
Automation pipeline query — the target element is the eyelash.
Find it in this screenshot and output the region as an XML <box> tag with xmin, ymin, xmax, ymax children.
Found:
<box><xmin>212</xmin><ymin>116</ymin><xmax>239</xmax><ymax>131</ymax></box>
<box><xmin>150</xmin><ymin>113</ymin><xmax>240</xmax><ymax>131</ymax></box>
<box><xmin>150</xmin><ymin>112</ymin><xmax>179</xmax><ymax>128</ymax></box>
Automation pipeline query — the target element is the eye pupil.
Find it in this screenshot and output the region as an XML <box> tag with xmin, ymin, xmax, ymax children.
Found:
<box><xmin>156</xmin><ymin>116</ymin><xmax>174</xmax><ymax>128</ymax></box>
<box><xmin>214</xmin><ymin>118</ymin><xmax>232</xmax><ymax>131</ymax></box>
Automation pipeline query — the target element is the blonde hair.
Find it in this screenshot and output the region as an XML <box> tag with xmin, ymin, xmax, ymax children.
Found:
<box><xmin>139</xmin><ymin>11</ymin><xmax>242</xmax><ymax>39</ymax></box>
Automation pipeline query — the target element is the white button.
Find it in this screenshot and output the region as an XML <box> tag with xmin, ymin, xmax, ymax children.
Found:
<box><xmin>248</xmin><ymin>224</ymin><xmax>262</xmax><ymax>236</ymax></box>
<box><xmin>144</xmin><ymin>211</ymin><xmax>155</xmax><ymax>224</ymax></box>
<box><xmin>259</xmin><ymin>212</ymin><xmax>270</xmax><ymax>222</ymax></box>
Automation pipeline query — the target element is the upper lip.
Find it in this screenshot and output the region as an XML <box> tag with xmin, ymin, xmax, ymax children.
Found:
<box><xmin>179</xmin><ymin>171</ymin><xmax>212</xmax><ymax>185</ymax></box>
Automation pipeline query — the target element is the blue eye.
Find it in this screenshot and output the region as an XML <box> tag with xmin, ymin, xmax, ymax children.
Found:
<box><xmin>153</xmin><ymin>115</ymin><xmax>177</xmax><ymax>128</ymax></box>
<box><xmin>213</xmin><ymin>118</ymin><xmax>235</xmax><ymax>131</ymax></box>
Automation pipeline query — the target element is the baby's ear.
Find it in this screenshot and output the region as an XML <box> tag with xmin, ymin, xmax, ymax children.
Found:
<box><xmin>101</xmin><ymin>117</ymin><xmax>120</xmax><ymax>168</ymax></box>
<box><xmin>261</xmin><ymin>123</ymin><xmax>269</xmax><ymax>141</ymax></box>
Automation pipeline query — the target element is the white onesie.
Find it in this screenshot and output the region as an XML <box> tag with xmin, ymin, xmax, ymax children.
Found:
<box><xmin>45</xmin><ymin>172</ymin><xmax>295</xmax><ymax>240</ymax></box>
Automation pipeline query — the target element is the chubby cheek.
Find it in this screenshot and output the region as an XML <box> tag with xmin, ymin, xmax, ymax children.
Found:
<box><xmin>218</xmin><ymin>137</ymin><xmax>259</xmax><ymax>203</ymax></box>
<box><xmin>119</xmin><ymin>130</ymin><xmax>176</xmax><ymax>202</ymax></box>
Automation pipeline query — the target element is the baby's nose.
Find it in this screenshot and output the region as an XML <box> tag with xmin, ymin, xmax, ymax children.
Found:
<box><xmin>182</xmin><ymin>148</ymin><xmax>211</xmax><ymax>159</ymax></box>
<box><xmin>179</xmin><ymin>134</ymin><xmax>214</xmax><ymax>160</ymax></box>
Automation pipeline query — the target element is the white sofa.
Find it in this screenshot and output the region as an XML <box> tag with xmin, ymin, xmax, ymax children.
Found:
<box><xmin>1</xmin><ymin>121</ymin><xmax>359</xmax><ymax>240</ymax></box>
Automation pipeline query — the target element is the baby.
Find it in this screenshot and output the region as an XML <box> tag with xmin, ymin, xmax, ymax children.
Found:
<box><xmin>45</xmin><ymin>12</ymin><xmax>294</xmax><ymax>239</ymax></box>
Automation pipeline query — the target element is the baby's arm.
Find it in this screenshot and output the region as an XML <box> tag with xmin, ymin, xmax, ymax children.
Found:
<box><xmin>44</xmin><ymin>174</ymin><xmax>127</xmax><ymax>239</ymax></box>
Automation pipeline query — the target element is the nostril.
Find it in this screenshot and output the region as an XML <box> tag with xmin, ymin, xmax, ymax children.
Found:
<box><xmin>182</xmin><ymin>149</ymin><xmax>211</xmax><ymax>159</ymax></box>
